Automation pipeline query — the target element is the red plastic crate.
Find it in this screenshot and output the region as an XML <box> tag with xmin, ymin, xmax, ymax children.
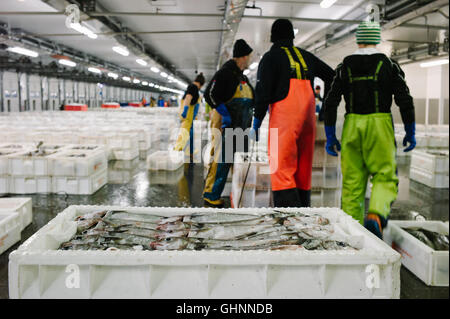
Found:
<box><xmin>101</xmin><ymin>103</ymin><xmax>120</xmax><ymax>109</ymax></box>
<box><xmin>128</xmin><ymin>102</ymin><xmax>143</xmax><ymax>107</ymax></box>
<box><xmin>64</xmin><ymin>104</ymin><xmax>88</xmax><ymax>111</ymax></box>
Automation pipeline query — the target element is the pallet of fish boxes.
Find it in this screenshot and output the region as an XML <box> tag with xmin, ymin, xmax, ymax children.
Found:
<box><xmin>231</xmin><ymin>152</ymin><xmax>272</xmax><ymax>208</ymax></box>
<box><xmin>0</xmin><ymin>198</ymin><xmax>32</xmax><ymax>231</ymax></box>
<box><xmin>8</xmin><ymin>206</ymin><xmax>401</xmax><ymax>298</ymax></box>
<box><xmin>48</xmin><ymin>145</ymin><xmax>107</xmax><ymax>195</ymax></box>
<box><xmin>7</xmin><ymin>144</ymin><xmax>68</xmax><ymax>194</ymax></box>
<box><xmin>409</xmin><ymin>150</ymin><xmax>449</xmax><ymax>188</ymax></box>
<box><xmin>108</xmin><ymin>158</ymin><xmax>140</xmax><ymax>184</ymax></box>
<box><xmin>384</xmin><ymin>220</ymin><xmax>449</xmax><ymax>286</ymax></box>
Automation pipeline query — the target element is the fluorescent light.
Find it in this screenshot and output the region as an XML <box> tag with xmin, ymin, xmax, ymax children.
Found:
<box><xmin>149</xmin><ymin>83</ymin><xmax>155</xmax><ymax>87</ymax></box>
<box><xmin>168</xmin><ymin>76</ymin><xmax>174</xmax><ymax>81</ymax></box>
<box><xmin>154</xmin><ymin>85</ymin><xmax>160</xmax><ymax>88</ymax></box>
<box><xmin>107</xmin><ymin>72</ymin><xmax>119</xmax><ymax>79</ymax></box>
<box><xmin>320</xmin><ymin>0</ymin><xmax>337</xmax><ymax>8</ymax></box>
<box><xmin>160</xmin><ymin>72</ymin><xmax>168</xmax><ymax>78</ymax></box>
<box><xmin>122</xmin><ymin>76</ymin><xmax>131</xmax><ymax>82</ymax></box>
<box><xmin>294</xmin><ymin>28</ymin><xmax>299</xmax><ymax>36</ymax></box>
<box><xmin>420</xmin><ymin>59</ymin><xmax>449</xmax><ymax>68</ymax></box>
<box><xmin>151</xmin><ymin>67</ymin><xmax>160</xmax><ymax>73</ymax></box>
<box><xmin>88</xmin><ymin>67</ymin><xmax>101</xmax><ymax>74</ymax></box>
<box><xmin>249</xmin><ymin>62</ymin><xmax>258</xmax><ymax>70</ymax></box>
<box><xmin>243</xmin><ymin>69</ymin><xmax>250</xmax><ymax>75</ymax></box>
<box><xmin>136</xmin><ymin>59</ymin><xmax>147</xmax><ymax>66</ymax></box>
<box><xmin>58</xmin><ymin>59</ymin><xmax>76</xmax><ymax>67</ymax></box>
<box><xmin>142</xmin><ymin>81</ymin><xmax>149</xmax><ymax>86</ymax></box>
<box><xmin>70</xmin><ymin>23</ymin><xmax>97</xmax><ymax>39</ymax></box>
<box><xmin>6</xmin><ymin>46</ymin><xmax>39</xmax><ymax>58</ymax></box>
<box><xmin>133</xmin><ymin>79</ymin><xmax>141</xmax><ymax>84</ymax></box>
<box><xmin>112</xmin><ymin>46</ymin><xmax>129</xmax><ymax>56</ymax></box>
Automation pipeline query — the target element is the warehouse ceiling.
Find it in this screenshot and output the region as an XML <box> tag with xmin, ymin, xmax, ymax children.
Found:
<box><xmin>0</xmin><ymin>0</ymin><xmax>448</xmax><ymax>87</ymax></box>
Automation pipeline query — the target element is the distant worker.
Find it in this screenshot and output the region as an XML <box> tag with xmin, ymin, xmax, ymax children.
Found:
<box><xmin>141</xmin><ymin>97</ymin><xmax>147</xmax><ymax>106</ymax></box>
<box><xmin>314</xmin><ymin>85</ymin><xmax>323</xmax><ymax>113</ymax></box>
<box><xmin>150</xmin><ymin>97</ymin><xmax>156</xmax><ymax>107</ymax></box>
<box><xmin>158</xmin><ymin>96</ymin><xmax>165</xmax><ymax>107</ymax></box>
<box><xmin>250</xmin><ymin>19</ymin><xmax>335</xmax><ymax>208</ymax></box>
<box><xmin>203</xmin><ymin>39</ymin><xmax>255</xmax><ymax>207</ymax></box>
<box><xmin>173</xmin><ymin>73</ymin><xmax>206</xmax><ymax>158</ymax></box>
<box><xmin>322</xmin><ymin>21</ymin><xmax>416</xmax><ymax>239</ymax></box>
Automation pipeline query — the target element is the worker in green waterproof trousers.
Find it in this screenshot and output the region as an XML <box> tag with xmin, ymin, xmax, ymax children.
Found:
<box><xmin>322</xmin><ymin>21</ymin><xmax>416</xmax><ymax>239</ymax></box>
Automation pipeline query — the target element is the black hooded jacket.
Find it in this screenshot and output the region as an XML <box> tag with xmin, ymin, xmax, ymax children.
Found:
<box><xmin>322</xmin><ymin>52</ymin><xmax>415</xmax><ymax>126</ymax></box>
<box><xmin>254</xmin><ymin>39</ymin><xmax>335</xmax><ymax>121</ymax></box>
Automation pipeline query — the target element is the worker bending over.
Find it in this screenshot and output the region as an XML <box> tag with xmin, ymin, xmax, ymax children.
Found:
<box><xmin>203</xmin><ymin>39</ymin><xmax>255</xmax><ymax>207</ymax></box>
<box><xmin>251</xmin><ymin>19</ymin><xmax>335</xmax><ymax>208</ymax></box>
<box><xmin>322</xmin><ymin>21</ymin><xmax>416</xmax><ymax>238</ymax></box>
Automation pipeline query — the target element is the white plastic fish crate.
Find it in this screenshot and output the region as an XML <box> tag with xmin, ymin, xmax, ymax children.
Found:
<box><xmin>49</xmin><ymin>148</ymin><xmax>107</xmax><ymax>177</ymax></box>
<box><xmin>8</xmin><ymin>149</ymin><xmax>62</xmax><ymax>177</ymax></box>
<box><xmin>313</xmin><ymin>142</ymin><xmax>340</xmax><ymax>167</ymax></box>
<box><xmin>110</xmin><ymin>147</ymin><xmax>139</xmax><ymax>161</ymax></box>
<box><xmin>0</xmin><ymin>211</ymin><xmax>21</xmax><ymax>255</ymax></box>
<box><xmin>52</xmin><ymin>169</ymin><xmax>107</xmax><ymax>195</ymax></box>
<box><xmin>427</xmin><ymin>134</ymin><xmax>449</xmax><ymax>149</ymax></box>
<box><xmin>108</xmin><ymin>167</ymin><xmax>140</xmax><ymax>184</ymax></box>
<box><xmin>9</xmin><ymin>175</ymin><xmax>52</xmax><ymax>194</ymax></box>
<box><xmin>409</xmin><ymin>166</ymin><xmax>449</xmax><ymax>189</ymax></box>
<box><xmin>0</xmin><ymin>175</ymin><xmax>9</xmax><ymax>194</ymax></box>
<box><xmin>410</xmin><ymin>149</ymin><xmax>449</xmax><ymax>174</ymax></box>
<box><xmin>312</xmin><ymin>166</ymin><xmax>341</xmax><ymax>189</ymax></box>
<box><xmin>148</xmin><ymin>167</ymin><xmax>184</xmax><ymax>185</ymax></box>
<box><xmin>384</xmin><ymin>220</ymin><xmax>448</xmax><ymax>286</ymax></box>
<box><xmin>8</xmin><ymin>206</ymin><xmax>401</xmax><ymax>299</ymax></box>
<box><xmin>146</xmin><ymin>151</ymin><xmax>185</xmax><ymax>171</ymax></box>
<box><xmin>1</xmin><ymin>149</ymin><xmax>22</xmax><ymax>175</ymax></box>
<box><xmin>0</xmin><ymin>197</ymin><xmax>32</xmax><ymax>231</ymax></box>
<box><xmin>311</xmin><ymin>189</ymin><xmax>341</xmax><ymax>208</ymax></box>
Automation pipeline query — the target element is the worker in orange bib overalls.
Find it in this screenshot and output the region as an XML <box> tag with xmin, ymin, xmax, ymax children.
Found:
<box><xmin>250</xmin><ymin>19</ymin><xmax>335</xmax><ymax>207</ymax></box>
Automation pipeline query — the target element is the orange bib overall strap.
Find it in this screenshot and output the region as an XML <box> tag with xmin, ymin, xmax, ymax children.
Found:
<box><xmin>269</xmin><ymin>47</ymin><xmax>316</xmax><ymax>192</ymax></box>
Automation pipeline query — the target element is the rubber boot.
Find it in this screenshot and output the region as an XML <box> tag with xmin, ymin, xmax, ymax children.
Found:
<box><xmin>273</xmin><ymin>188</ymin><xmax>302</xmax><ymax>207</ymax></box>
<box><xmin>297</xmin><ymin>189</ymin><xmax>311</xmax><ymax>207</ymax></box>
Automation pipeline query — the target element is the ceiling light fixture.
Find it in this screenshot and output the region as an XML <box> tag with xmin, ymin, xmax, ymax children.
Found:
<box><xmin>6</xmin><ymin>46</ymin><xmax>39</xmax><ymax>57</ymax></box>
<box><xmin>70</xmin><ymin>23</ymin><xmax>97</xmax><ymax>39</ymax></box>
<box><xmin>112</xmin><ymin>46</ymin><xmax>129</xmax><ymax>56</ymax></box>
<box><xmin>320</xmin><ymin>0</ymin><xmax>337</xmax><ymax>8</ymax></box>
<box><xmin>249</xmin><ymin>62</ymin><xmax>258</xmax><ymax>70</ymax></box>
<box><xmin>142</xmin><ymin>81</ymin><xmax>149</xmax><ymax>86</ymax></box>
<box><xmin>420</xmin><ymin>59</ymin><xmax>449</xmax><ymax>68</ymax></box>
<box><xmin>107</xmin><ymin>72</ymin><xmax>119</xmax><ymax>79</ymax></box>
<box><xmin>243</xmin><ymin>69</ymin><xmax>250</xmax><ymax>75</ymax></box>
<box><xmin>133</xmin><ymin>79</ymin><xmax>141</xmax><ymax>84</ymax></box>
<box><xmin>122</xmin><ymin>76</ymin><xmax>131</xmax><ymax>81</ymax></box>
<box><xmin>58</xmin><ymin>59</ymin><xmax>76</xmax><ymax>67</ymax></box>
<box><xmin>160</xmin><ymin>72</ymin><xmax>168</xmax><ymax>78</ymax></box>
<box><xmin>151</xmin><ymin>67</ymin><xmax>160</xmax><ymax>73</ymax></box>
<box><xmin>136</xmin><ymin>59</ymin><xmax>147</xmax><ymax>66</ymax></box>
<box><xmin>88</xmin><ymin>67</ymin><xmax>101</xmax><ymax>74</ymax></box>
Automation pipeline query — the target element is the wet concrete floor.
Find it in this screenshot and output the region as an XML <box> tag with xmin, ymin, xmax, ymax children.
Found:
<box><xmin>0</xmin><ymin>154</ymin><xmax>448</xmax><ymax>299</ymax></box>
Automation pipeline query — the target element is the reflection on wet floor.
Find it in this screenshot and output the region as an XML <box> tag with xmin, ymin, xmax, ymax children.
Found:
<box><xmin>0</xmin><ymin>153</ymin><xmax>448</xmax><ymax>299</ymax></box>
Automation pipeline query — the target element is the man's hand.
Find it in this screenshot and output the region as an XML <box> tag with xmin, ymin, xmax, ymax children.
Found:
<box><xmin>403</xmin><ymin>122</ymin><xmax>416</xmax><ymax>152</ymax></box>
<box><xmin>325</xmin><ymin>126</ymin><xmax>341</xmax><ymax>157</ymax></box>
<box><xmin>216</xmin><ymin>103</ymin><xmax>232</xmax><ymax>129</ymax></box>
<box><xmin>249</xmin><ymin>117</ymin><xmax>262</xmax><ymax>142</ymax></box>
<box><xmin>181</xmin><ymin>105</ymin><xmax>189</xmax><ymax>119</ymax></box>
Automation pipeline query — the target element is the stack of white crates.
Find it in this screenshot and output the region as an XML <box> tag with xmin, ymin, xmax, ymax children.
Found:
<box><xmin>409</xmin><ymin>149</ymin><xmax>449</xmax><ymax>189</ymax></box>
<box><xmin>1</xmin><ymin>144</ymin><xmax>34</xmax><ymax>194</ymax></box>
<box><xmin>48</xmin><ymin>145</ymin><xmax>108</xmax><ymax>195</ymax></box>
<box><xmin>395</xmin><ymin>124</ymin><xmax>449</xmax><ymax>157</ymax></box>
<box><xmin>312</xmin><ymin>120</ymin><xmax>342</xmax><ymax>208</ymax></box>
<box><xmin>146</xmin><ymin>151</ymin><xmax>185</xmax><ymax>171</ymax></box>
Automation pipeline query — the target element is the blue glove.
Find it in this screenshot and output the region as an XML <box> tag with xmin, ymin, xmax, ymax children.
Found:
<box><xmin>325</xmin><ymin>126</ymin><xmax>341</xmax><ymax>157</ymax></box>
<box><xmin>403</xmin><ymin>122</ymin><xmax>416</xmax><ymax>152</ymax></box>
<box><xmin>249</xmin><ymin>117</ymin><xmax>262</xmax><ymax>142</ymax></box>
<box><xmin>216</xmin><ymin>103</ymin><xmax>232</xmax><ymax>129</ymax></box>
<box><xmin>181</xmin><ymin>105</ymin><xmax>189</xmax><ymax>119</ymax></box>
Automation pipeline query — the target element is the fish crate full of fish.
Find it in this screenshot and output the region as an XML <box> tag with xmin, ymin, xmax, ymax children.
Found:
<box><xmin>0</xmin><ymin>197</ymin><xmax>32</xmax><ymax>231</ymax></box>
<box><xmin>9</xmin><ymin>205</ymin><xmax>400</xmax><ymax>299</ymax></box>
<box><xmin>231</xmin><ymin>152</ymin><xmax>272</xmax><ymax>208</ymax></box>
<box><xmin>384</xmin><ymin>220</ymin><xmax>449</xmax><ymax>286</ymax></box>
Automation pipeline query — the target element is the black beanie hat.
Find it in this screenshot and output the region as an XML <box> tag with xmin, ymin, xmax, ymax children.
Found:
<box><xmin>233</xmin><ymin>39</ymin><xmax>253</xmax><ymax>58</ymax></box>
<box><xmin>194</xmin><ymin>72</ymin><xmax>205</xmax><ymax>86</ymax></box>
<box><xmin>271</xmin><ymin>19</ymin><xmax>295</xmax><ymax>43</ymax></box>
